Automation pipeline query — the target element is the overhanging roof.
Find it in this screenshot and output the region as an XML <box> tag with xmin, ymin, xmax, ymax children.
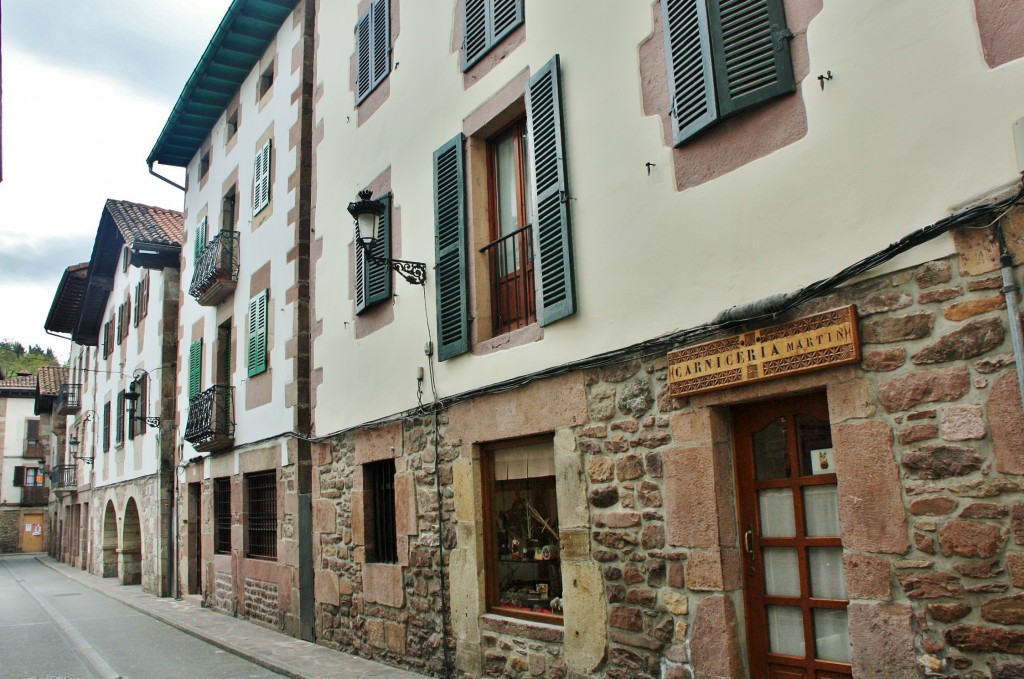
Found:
<box><xmin>147</xmin><ymin>0</ymin><xmax>300</xmax><ymax>168</ymax></box>
<box><xmin>44</xmin><ymin>262</ymin><xmax>89</xmax><ymax>335</ymax></box>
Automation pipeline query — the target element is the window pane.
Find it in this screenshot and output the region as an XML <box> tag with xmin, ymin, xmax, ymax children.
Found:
<box><xmin>492</xmin><ymin>442</ymin><xmax>561</xmax><ymax>618</ymax></box>
<box><xmin>767</xmin><ymin>605</ymin><xmax>805</xmax><ymax>656</ymax></box>
<box><xmin>803</xmin><ymin>485</ymin><xmax>840</xmax><ymax>537</ymax></box>
<box><xmin>763</xmin><ymin>547</ymin><xmax>800</xmax><ymax>597</ymax></box>
<box><xmin>494</xmin><ymin>132</ymin><xmax>520</xmax><ymax>240</ymax></box>
<box><xmin>758</xmin><ymin>488</ymin><xmax>795</xmax><ymax>537</ymax></box>
<box><xmin>813</xmin><ymin>608</ymin><xmax>851</xmax><ymax>663</ymax></box>
<box><xmin>795</xmin><ymin>414</ymin><xmax>832</xmax><ymax>477</ymax></box>
<box><xmin>754</xmin><ymin>417</ymin><xmax>789</xmax><ymax>480</ymax></box>
<box><xmin>809</xmin><ymin>547</ymin><xmax>847</xmax><ymax>600</ymax></box>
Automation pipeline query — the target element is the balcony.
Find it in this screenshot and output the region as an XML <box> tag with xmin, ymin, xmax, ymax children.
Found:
<box><xmin>50</xmin><ymin>464</ymin><xmax>77</xmax><ymax>492</ymax></box>
<box><xmin>480</xmin><ymin>224</ymin><xmax>537</xmax><ymax>336</ymax></box>
<box><xmin>57</xmin><ymin>383</ymin><xmax>82</xmax><ymax>415</ymax></box>
<box><xmin>22</xmin><ymin>486</ymin><xmax>48</xmax><ymax>506</ymax></box>
<box><xmin>189</xmin><ymin>230</ymin><xmax>239</xmax><ymax>306</ymax></box>
<box><xmin>184</xmin><ymin>385</ymin><xmax>234</xmax><ymax>452</ymax></box>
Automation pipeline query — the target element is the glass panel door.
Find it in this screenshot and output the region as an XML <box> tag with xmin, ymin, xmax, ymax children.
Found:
<box><xmin>733</xmin><ymin>393</ymin><xmax>851</xmax><ymax>678</ymax></box>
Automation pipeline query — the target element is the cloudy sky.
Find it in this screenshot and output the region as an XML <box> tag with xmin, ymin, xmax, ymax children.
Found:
<box><xmin>0</xmin><ymin>0</ymin><xmax>232</xmax><ymax>361</ymax></box>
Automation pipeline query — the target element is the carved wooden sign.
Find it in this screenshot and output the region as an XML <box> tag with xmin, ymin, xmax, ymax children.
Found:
<box><xmin>668</xmin><ymin>306</ymin><xmax>861</xmax><ymax>398</ymax></box>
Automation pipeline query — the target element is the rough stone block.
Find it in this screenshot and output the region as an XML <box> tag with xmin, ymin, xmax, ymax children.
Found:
<box><xmin>989</xmin><ymin>371</ymin><xmax>1024</xmax><ymax>473</ymax></box>
<box><xmin>384</xmin><ymin>621</ymin><xmax>407</xmax><ymax>654</ymax></box>
<box><xmin>911</xmin><ymin>317</ymin><xmax>1004</xmax><ymax>364</ymax></box>
<box><xmin>862</xmin><ymin>347</ymin><xmax>907</xmax><ymax>372</ymax></box>
<box><xmin>1008</xmin><ymin>551</ymin><xmax>1024</xmax><ymax>588</ymax></box>
<box><xmin>877</xmin><ymin>365</ymin><xmax>970</xmax><ymax>413</ymax></box>
<box><xmin>897</xmin><ymin>422</ymin><xmax>938</xmax><ymax>444</ymax></box>
<box><xmin>919</xmin><ymin>286</ymin><xmax>963</xmax><ymax>304</ymax></box>
<box><xmin>953</xmin><ymin>226</ymin><xmax>1000</xmax><ymax>277</ymax></box>
<box><xmin>848</xmin><ymin>603</ymin><xmax>918</xmax><ymax>678</ymax></box>
<box><xmin>916</xmin><ymin>261</ymin><xmax>952</xmax><ymax>288</ymax></box>
<box><xmin>945</xmin><ymin>624</ymin><xmax>1024</xmax><ymax>653</ymax></box>
<box><xmin>942</xmin><ymin>295</ymin><xmax>1006</xmax><ymax>321</ymax></box>
<box><xmin>898</xmin><ymin>571</ymin><xmax>964</xmax><ymax>599</ymax></box>
<box><xmin>859</xmin><ymin>290</ymin><xmax>912</xmax><ymax>316</ymax></box>
<box><xmin>664</xmin><ymin>446</ymin><xmax>722</xmax><ymax>548</ymax></box>
<box><xmin>902</xmin><ymin>444</ymin><xmax>983</xmax><ymax>479</ymax></box>
<box><xmin>941</xmin><ymin>405</ymin><xmax>986</xmax><ymax>441</ymax></box>
<box><xmin>827</xmin><ymin>379</ymin><xmax>876</xmax><ymax>423</ymax></box>
<box><xmin>832</xmin><ymin>422</ymin><xmax>910</xmax><ymax>554</ymax></box>
<box><xmin>939</xmin><ymin>520</ymin><xmax>1006</xmax><ymax>558</ymax></box>
<box><xmin>861</xmin><ymin>312</ymin><xmax>934</xmax><ymax>344</ymax></box>
<box><xmin>362</xmin><ymin>562</ymin><xmax>404</xmax><ymax>608</ymax></box>
<box><xmin>685</xmin><ymin>548</ymin><xmax>740</xmax><ymax>592</ymax></box>
<box><xmin>689</xmin><ymin>596</ymin><xmax>743</xmax><ymax>679</ymax></box>
<box><xmin>928</xmin><ymin>602</ymin><xmax>971</xmax><ymax>622</ymax></box>
<box><xmin>563</xmin><ymin>561</ymin><xmax>607</xmax><ymax>675</ymax></box>
<box><xmin>312</xmin><ymin>499</ymin><xmax>336</xmax><ymax>535</ymax></box>
<box><xmin>314</xmin><ymin>569</ymin><xmax>339</xmax><ymax>606</ymax></box>
<box><xmin>844</xmin><ymin>553</ymin><xmax>892</xmax><ymax>600</ymax></box>
<box><xmin>909</xmin><ymin>496</ymin><xmax>957</xmax><ymax>516</ymax></box>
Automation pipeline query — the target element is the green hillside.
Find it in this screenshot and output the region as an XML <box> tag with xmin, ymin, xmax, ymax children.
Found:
<box><xmin>0</xmin><ymin>340</ymin><xmax>60</xmax><ymax>378</ymax></box>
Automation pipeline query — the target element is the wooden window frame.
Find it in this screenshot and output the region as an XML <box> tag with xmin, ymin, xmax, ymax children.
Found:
<box><xmin>481</xmin><ymin>435</ymin><xmax>563</xmax><ymax>626</ymax></box>
<box><xmin>484</xmin><ymin>119</ymin><xmax>536</xmax><ymax>335</ymax></box>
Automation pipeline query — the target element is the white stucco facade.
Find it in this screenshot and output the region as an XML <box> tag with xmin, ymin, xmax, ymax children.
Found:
<box><xmin>310</xmin><ymin>0</ymin><xmax>1024</xmax><ymax>434</ymax></box>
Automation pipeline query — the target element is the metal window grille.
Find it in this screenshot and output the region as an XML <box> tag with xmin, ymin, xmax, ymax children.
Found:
<box><xmin>214</xmin><ymin>477</ymin><xmax>232</xmax><ymax>554</ymax></box>
<box><xmin>481</xmin><ymin>224</ymin><xmax>536</xmax><ymax>335</ymax></box>
<box><xmin>365</xmin><ymin>459</ymin><xmax>397</xmax><ymax>563</ymax></box>
<box><xmin>246</xmin><ymin>470</ymin><xmax>277</xmax><ymax>560</ymax></box>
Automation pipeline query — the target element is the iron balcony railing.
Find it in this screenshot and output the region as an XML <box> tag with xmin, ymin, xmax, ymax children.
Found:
<box><xmin>184</xmin><ymin>385</ymin><xmax>235</xmax><ymax>452</ymax></box>
<box><xmin>480</xmin><ymin>224</ymin><xmax>537</xmax><ymax>336</ymax></box>
<box><xmin>22</xmin><ymin>485</ymin><xmax>48</xmax><ymax>506</ymax></box>
<box><xmin>57</xmin><ymin>383</ymin><xmax>82</xmax><ymax>414</ymax></box>
<box><xmin>50</xmin><ymin>464</ymin><xmax>77</xmax><ymax>491</ymax></box>
<box><xmin>189</xmin><ymin>230</ymin><xmax>240</xmax><ymax>305</ymax></box>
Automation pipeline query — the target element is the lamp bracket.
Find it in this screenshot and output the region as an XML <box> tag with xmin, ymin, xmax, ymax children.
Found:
<box><xmin>356</xmin><ymin>237</ymin><xmax>427</xmax><ymax>286</ymax></box>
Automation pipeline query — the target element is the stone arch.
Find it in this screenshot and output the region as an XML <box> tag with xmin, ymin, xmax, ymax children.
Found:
<box><xmin>119</xmin><ymin>497</ymin><xmax>143</xmax><ymax>585</ymax></box>
<box><xmin>101</xmin><ymin>500</ymin><xmax>118</xmax><ymax>578</ymax></box>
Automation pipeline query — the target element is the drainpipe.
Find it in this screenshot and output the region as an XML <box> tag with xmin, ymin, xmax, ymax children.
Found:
<box><xmin>148</xmin><ymin>163</ymin><xmax>185</xmax><ymax>192</ymax></box>
<box><xmin>996</xmin><ymin>222</ymin><xmax>1024</xmax><ymax>407</ymax></box>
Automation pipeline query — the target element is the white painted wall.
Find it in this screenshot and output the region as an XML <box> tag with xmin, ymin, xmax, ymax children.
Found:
<box><xmin>311</xmin><ymin>0</ymin><xmax>1024</xmax><ymax>433</ymax></box>
<box><xmin>177</xmin><ymin>9</ymin><xmax>305</xmax><ymax>466</ymax></box>
<box><xmin>75</xmin><ymin>257</ymin><xmax>175</xmax><ymax>487</ymax></box>
<box><xmin>0</xmin><ymin>396</ymin><xmax>44</xmax><ymax>504</ymax></box>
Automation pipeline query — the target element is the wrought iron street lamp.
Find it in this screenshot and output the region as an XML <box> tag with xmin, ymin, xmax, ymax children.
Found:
<box><xmin>347</xmin><ymin>189</ymin><xmax>427</xmax><ymax>285</ymax></box>
<box><xmin>125</xmin><ymin>369</ymin><xmax>162</xmax><ymax>429</ymax></box>
<box><xmin>69</xmin><ymin>410</ymin><xmax>95</xmax><ymax>465</ymax></box>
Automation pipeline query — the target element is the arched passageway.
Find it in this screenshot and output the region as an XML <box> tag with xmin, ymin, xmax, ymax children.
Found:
<box><xmin>101</xmin><ymin>501</ymin><xmax>118</xmax><ymax>578</ymax></box>
<box><xmin>120</xmin><ymin>498</ymin><xmax>143</xmax><ymax>585</ymax></box>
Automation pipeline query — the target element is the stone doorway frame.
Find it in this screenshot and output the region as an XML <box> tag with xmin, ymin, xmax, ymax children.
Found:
<box><xmin>664</xmin><ymin>366</ymin><xmax>912</xmax><ymax>678</ymax></box>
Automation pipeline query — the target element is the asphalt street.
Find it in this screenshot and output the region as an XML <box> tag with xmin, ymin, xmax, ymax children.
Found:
<box><xmin>0</xmin><ymin>554</ymin><xmax>284</xmax><ymax>679</ymax></box>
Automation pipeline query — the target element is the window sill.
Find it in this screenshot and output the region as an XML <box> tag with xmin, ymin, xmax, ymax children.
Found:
<box><xmin>480</xmin><ymin>613</ymin><xmax>563</xmax><ymax>642</ymax></box>
<box><xmin>473</xmin><ymin>322</ymin><xmax>543</xmax><ymax>356</ymax></box>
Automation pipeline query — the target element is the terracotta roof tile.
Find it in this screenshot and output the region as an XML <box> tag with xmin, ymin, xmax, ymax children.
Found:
<box><xmin>37</xmin><ymin>366</ymin><xmax>67</xmax><ymax>396</ymax></box>
<box><xmin>0</xmin><ymin>375</ymin><xmax>38</xmax><ymax>392</ymax></box>
<box><xmin>105</xmin><ymin>199</ymin><xmax>184</xmax><ymax>247</ymax></box>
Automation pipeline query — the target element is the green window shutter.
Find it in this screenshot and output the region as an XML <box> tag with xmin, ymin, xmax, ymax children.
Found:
<box><xmin>355</xmin><ymin>10</ymin><xmax>372</xmax><ymax>101</ymax></box>
<box><xmin>248</xmin><ymin>291</ymin><xmax>268</xmax><ymax>377</ymax></box>
<box><xmin>357</xmin><ymin>194</ymin><xmax>393</xmax><ymax>314</ymax></box>
<box><xmin>371</xmin><ymin>0</ymin><xmax>391</xmax><ymax>90</ymax></box>
<box><xmin>13</xmin><ymin>466</ymin><xmax>24</xmax><ymax>487</ymax></box>
<box><xmin>662</xmin><ymin>0</ymin><xmax>717</xmax><ymax>145</ymax></box>
<box><xmin>526</xmin><ymin>54</ymin><xmax>576</xmax><ymax>326</ymax></box>
<box><xmin>103</xmin><ymin>402</ymin><xmax>110</xmax><ymax>452</ymax></box>
<box><xmin>433</xmin><ymin>134</ymin><xmax>469</xmax><ymax>361</ymax></box>
<box><xmin>253</xmin><ymin>140</ymin><xmax>272</xmax><ymax>215</ymax></box>
<box><xmin>189</xmin><ymin>339</ymin><xmax>203</xmax><ymax>399</ymax></box>
<box><xmin>195</xmin><ymin>217</ymin><xmax>208</xmax><ymax>258</ymax></box>
<box><xmin>491</xmin><ymin>0</ymin><xmax>523</xmax><ymax>45</ymax></box>
<box><xmin>707</xmin><ymin>0</ymin><xmax>795</xmax><ymax>118</ymax></box>
<box><xmin>463</xmin><ymin>0</ymin><xmax>524</xmax><ymax>70</ymax></box>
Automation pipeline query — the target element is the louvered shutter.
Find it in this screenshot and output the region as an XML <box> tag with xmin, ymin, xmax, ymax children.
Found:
<box><xmin>464</xmin><ymin>0</ymin><xmax>524</xmax><ymax>70</ymax></box>
<box><xmin>491</xmin><ymin>0</ymin><xmax>523</xmax><ymax>45</ymax></box>
<box><xmin>463</xmin><ymin>0</ymin><xmax>488</xmax><ymax>68</ymax></box>
<box><xmin>707</xmin><ymin>0</ymin><xmax>794</xmax><ymax>117</ymax></box>
<box><xmin>356</xmin><ymin>194</ymin><xmax>393</xmax><ymax>314</ymax></box>
<box><xmin>526</xmin><ymin>55</ymin><xmax>576</xmax><ymax>326</ymax></box>
<box><xmin>195</xmin><ymin>217</ymin><xmax>208</xmax><ymax>258</ymax></box>
<box><xmin>371</xmin><ymin>0</ymin><xmax>390</xmax><ymax>90</ymax></box>
<box><xmin>433</xmin><ymin>134</ymin><xmax>469</xmax><ymax>361</ymax></box>
<box><xmin>663</xmin><ymin>0</ymin><xmax>717</xmax><ymax>145</ymax></box>
<box><xmin>189</xmin><ymin>339</ymin><xmax>202</xmax><ymax>399</ymax></box>
<box><xmin>13</xmin><ymin>466</ymin><xmax>24</xmax><ymax>487</ymax></box>
<box><xmin>355</xmin><ymin>11</ymin><xmax>372</xmax><ymax>101</ymax></box>
<box><xmin>253</xmin><ymin>141</ymin><xmax>272</xmax><ymax>214</ymax></box>
<box><xmin>248</xmin><ymin>291</ymin><xmax>268</xmax><ymax>377</ymax></box>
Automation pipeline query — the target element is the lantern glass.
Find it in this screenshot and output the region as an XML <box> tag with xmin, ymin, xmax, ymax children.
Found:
<box><xmin>69</xmin><ymin>436</ymin><xmax>79</xmax><ymax>454</ymax></box>
<box><xmin>356</xmin><ymin>211</ymin><xmax>379</xmax><ymax>245</ymax></box>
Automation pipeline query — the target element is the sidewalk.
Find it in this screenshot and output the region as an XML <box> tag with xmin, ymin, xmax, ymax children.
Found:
<box><xmin>37</xmin><ymin>555</ymin><xmax>427</xmax><ymax>679</ymax></box>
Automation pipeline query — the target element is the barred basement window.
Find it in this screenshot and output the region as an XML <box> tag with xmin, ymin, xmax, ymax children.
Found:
<box><xmin>214</xmin><ymin>476</ymin><xmax>232</xmax><ymax>554</ymax></box>
<box><xmin>484</xmin><ymin>437</ymin><xmax>562</xmax><ymax>624</ymax></box>
<box><xmin>364</xmin><ymin>459</ymin><xmax>397</xmax><ymax>564</ymax></box>
<box><xmin>246</xmin><ymin>470</ymin><xmax>276</xmax><ymax>560</ymax></box>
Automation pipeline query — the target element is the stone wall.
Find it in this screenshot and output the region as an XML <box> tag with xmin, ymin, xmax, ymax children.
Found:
<box><xmin>87</xmin><ymin>475</ymin><xmax>165</xmax><ymax>594</ymax></box>
<box><xmin>310</xmin><ymin>214</ymin><xmax>1024</xmax><ymax>678</ymax></box>
<box><xmin>0</xmin><ymin>509</ymin><xmax>19</xmax><ymax>553</ymax></box>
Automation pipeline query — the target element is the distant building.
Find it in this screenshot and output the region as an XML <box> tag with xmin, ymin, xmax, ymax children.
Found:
<box><xmin>44</xmin><ymin>199</ymin><xmax>182</xmax><ymax>596</ymax></box>
<box><xmin>0</xmin><ymin>372</ymin><xmax>50</xmax><ymax>552</ymax></box>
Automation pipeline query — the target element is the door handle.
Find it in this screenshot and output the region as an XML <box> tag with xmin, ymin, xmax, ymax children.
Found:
<box><xmin>743</xmin><ymin>525</ymin><xmax>756</xmax><ymax>561</ymax></box>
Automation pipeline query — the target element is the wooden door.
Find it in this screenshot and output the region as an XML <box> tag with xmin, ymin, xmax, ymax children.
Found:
<box><xmin>733</xmin><ymin>393</ymin><xmax>852</xmax><ymax>678</ymax></box>
<box><xmin>22</xmin><ymin>512</ymin><xmax>45</xmax><ymax>552</ymax></box>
